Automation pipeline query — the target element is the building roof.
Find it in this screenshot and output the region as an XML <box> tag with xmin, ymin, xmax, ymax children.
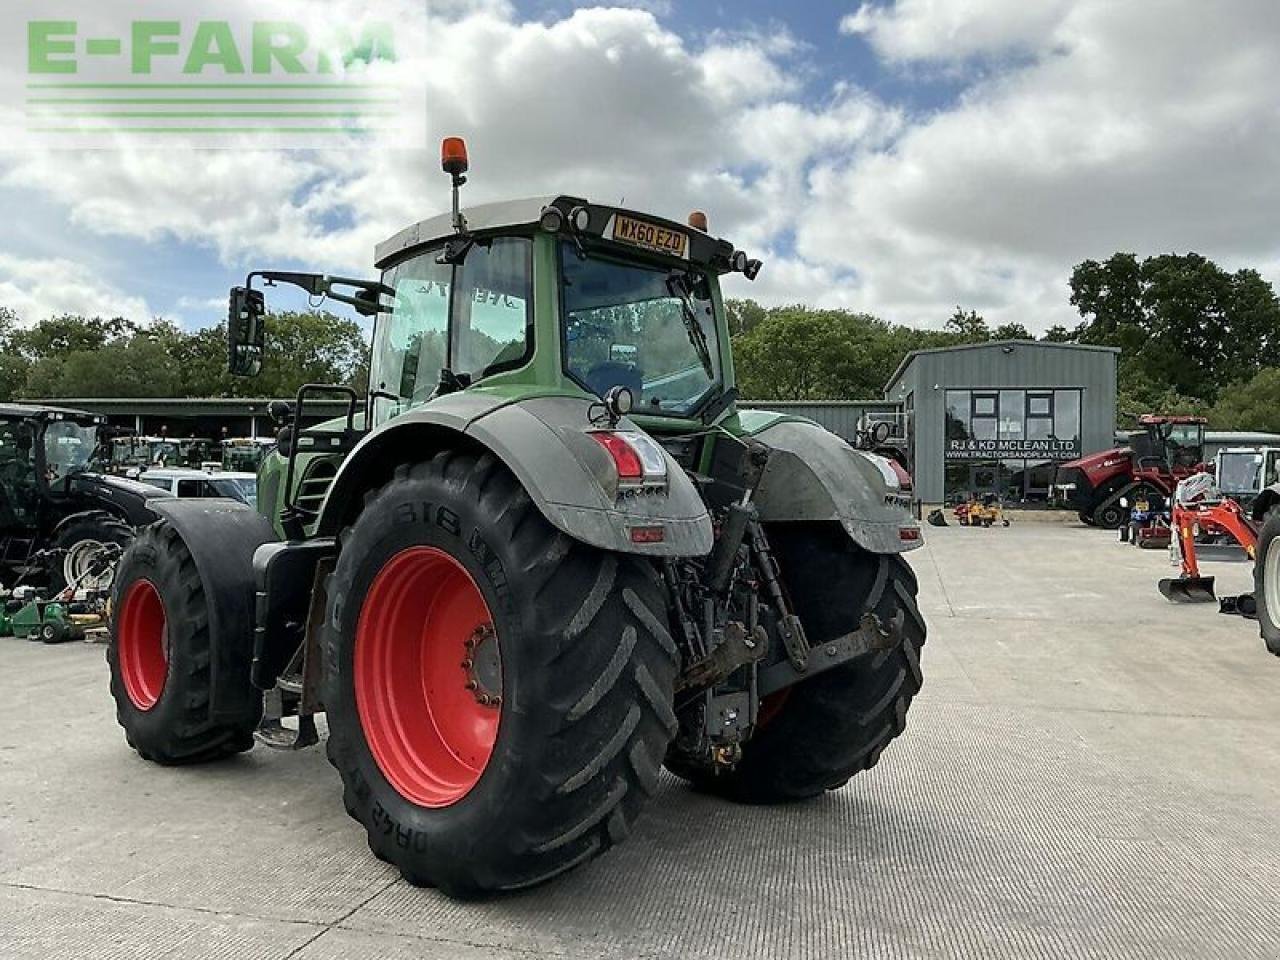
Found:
<box><xmin>50</xmin><ymin>397</ymin><xmax>352</xmax><ymax>417</ymax></box>
<box><xmin>883</xmin><ymin>339</ymin><xmax>1121</xmax><ymax>395</ymax></box>
<box><xmin>0</xmin><ymin>402</ymin><xmax>96</xmax><ymax>421</ymax></box>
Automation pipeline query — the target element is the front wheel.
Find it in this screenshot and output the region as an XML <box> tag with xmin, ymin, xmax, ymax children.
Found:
<box><xmin>107</xmin><ymin>522</ymin><xmax>262</xmax><ymax>763</ymax></box>
<box><xmin>50</xmin><ymin>516</ymin><xmax>134</xmax><ymax>593</ymax></box>
<box><xmin>1253</xmin><ymin>512</ymin><xmax>1280</xmax><ymax>656</ymax></box>
<box><xmin>323</xmin><ymin>452</ymin><xmax>679</xmax><ymax>897</ymax></box>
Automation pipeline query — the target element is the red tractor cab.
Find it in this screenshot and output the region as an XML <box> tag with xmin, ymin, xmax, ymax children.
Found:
<box><xmin>1054</xmin><ymin>415</ymin><xmax>1207</xmax><ymax>529</ymax></box>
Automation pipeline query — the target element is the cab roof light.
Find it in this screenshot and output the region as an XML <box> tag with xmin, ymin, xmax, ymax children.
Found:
<box><xmin>539</xmin><ymin>205</ymin><xmax>564</xmax><ymax>233</ymax></box>
<box><xmin>441</xmin><ymin>137</ymin><xmax>469</xmax><ymax>176</ymax></box>
<box><xmin>688</xmin><ymin>210</ymin><xmax>709</xmax><ymax>232</ymax></box>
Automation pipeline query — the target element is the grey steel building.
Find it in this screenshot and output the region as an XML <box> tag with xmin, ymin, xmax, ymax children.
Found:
<box><xmin>884</xmin><ymin>340</ymin><xmax>1119</xmax><ymax>504</ymax></box>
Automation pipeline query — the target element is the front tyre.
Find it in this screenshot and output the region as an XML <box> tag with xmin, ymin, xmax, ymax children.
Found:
<box><xmin>1253</xmin><ymin>511</ymin><xmax>1280</xmax><ymax>657</ymax></box>
<box><xmin>51</xmin><ymin>515</ymin><xmax>134</xmax><ymax>593</ymax></box>
<box><xmin>668</xmin><ymin>523</ymin><xmax>926</xmax><ymax>804</ymax></box>
<box><xmin>107</xmin><ymin>522</ymin><xmax>262</xmax><ymax>763</ymax></box>
<box><xmin>323</xmin><ymin>452</ymin><xmax>678</xmax><ymax>897</ymax></box>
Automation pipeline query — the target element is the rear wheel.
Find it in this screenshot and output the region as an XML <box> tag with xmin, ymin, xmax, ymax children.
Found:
<box><xmin>323</xmin><ymin>451</ymin><xmax>678</xmax><ymax>897</ymax></box>
<box><xmin>1253</xmin><ymin>511</ymin><xmax>1280</xmax><ymax>656</ymax></box>
<box><xmin>667</xmin><ymin>523</ymin><xmax>926</xmax><ymax>803</ymax></box>
<box><xmin>107</xmin><ymin>522</ymin><xmax>262</xmax><ymax>763</ymax></box>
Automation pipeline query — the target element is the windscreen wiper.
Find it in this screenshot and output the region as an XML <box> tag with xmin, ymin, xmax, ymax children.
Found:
<box><xmin>667</xmin><ymin>272</ymin><xmax>714</xmax><ymax>379</ymax></box>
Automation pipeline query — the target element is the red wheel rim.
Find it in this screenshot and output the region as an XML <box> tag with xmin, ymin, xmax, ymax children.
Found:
<box><xmin>117</xmin><ymin>579</ymin><xmax>168</xmax><ymax>710</ymax></box>
<box><xmin>355</xmin><ymin>546</ymin><xmax>501</xmax><ymax>808</ymax></box>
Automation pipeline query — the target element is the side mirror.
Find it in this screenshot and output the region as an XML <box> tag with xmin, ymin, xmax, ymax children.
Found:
<box><xmin>228</xmin><ymin>286</ymin><xmax>266</xmax><ymax>377</ymax></box>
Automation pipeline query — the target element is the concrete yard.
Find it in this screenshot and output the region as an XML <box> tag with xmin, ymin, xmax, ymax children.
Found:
<box><xmin>3</xmin><ymin>522</ymin><xmax>1278</xmax><ymax>959</ymax></box>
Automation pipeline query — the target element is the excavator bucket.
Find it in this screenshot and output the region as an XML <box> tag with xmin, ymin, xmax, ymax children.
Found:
<box><xmin>1158</xmin><ymin>576</ymin><xmax>1216</xmax><ymax>603</ymax></box>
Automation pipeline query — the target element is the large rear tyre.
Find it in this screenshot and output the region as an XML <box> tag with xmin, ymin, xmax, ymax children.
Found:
<box><xmin>1253</xmin><ymin>511</ymin><xmax>1280</xmax><ymax>656</ymax></box>
<box><xmin>107</xmin><ymin>522</ymin><xmax>262</xmax><ymax>764</ymax></box>
<box><xmin>323</xmin><ymin>451</ymin><xmax>678</xmax><ymax>897</ymax></box>
<box><xmin>667</xmin><ymin>523</ymin><xmax>925</xmax><ymax>804</ymax></box>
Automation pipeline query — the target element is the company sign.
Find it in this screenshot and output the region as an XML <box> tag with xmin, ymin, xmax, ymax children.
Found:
<box><xmin>945</xmin><ymin>437</ymin><xmax>1081</xmax><ymax>461</ymax></box>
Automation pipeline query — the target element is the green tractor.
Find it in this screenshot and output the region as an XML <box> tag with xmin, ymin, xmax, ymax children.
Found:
<box><xmin>107</xmin><ymin>138</ymin><xmax>927</xmax><ymax>897</ymax></box>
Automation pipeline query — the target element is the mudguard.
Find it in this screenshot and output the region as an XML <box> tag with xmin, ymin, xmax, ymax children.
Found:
<box><xmin>148</xmin><ymin>499</ymin><xmax>279</xmax><ymax>721</ymax></box>
<box><xmin>317</xmin><ymin>392</ymin><xmax>713</xmax><ymax>557</ymax></box>
<box><xmin>67</xmin><ymin>472</ymin><xmax>171</xmax><ymax>526</ymax></box>
<box><xmin>749</xmin><ymin>420</ymin><xmax>921</xmax><ymax>554</ymax></box>
<box><xmin>1252</xmin><ymin>483</ymin><xmax>1280</xmax><ymax>523</ymax></box>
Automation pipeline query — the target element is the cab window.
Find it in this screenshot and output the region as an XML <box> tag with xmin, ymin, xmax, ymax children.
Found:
<box><xmin>370</xmin><ymin>236</ymin><xmax>532</xmax><ymax>426</ymax></box>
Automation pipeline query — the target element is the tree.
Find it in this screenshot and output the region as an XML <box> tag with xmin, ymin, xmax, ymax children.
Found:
<box><xmin>945</xmin><ymin>307</ymin><xmax>989</xmax><ymax>341</ymax></box>
<box><xmin>251</xmin><ymin>310</ymin><xmax>367</xmax><ymax>398</ymax></box>
<box><xmin>725</xmin><ymin>299</ymin><xmax>767</xmax><ymax>338</ymax></box>
<box><xmin>991</xmin><ymin>322</ymin><xmax>1031</xmax><ymax>341</ymax></box>
<box><xmin>1210</xmin><ymin>368</ymin><xmax>1280</xmax><ymax>433</ymax></box>
<box><xmin>10</xmin><ymin>314</ymin><xmax>136</xmax><ymax>361</ymax></box>
<box><xmin>1070</xmin><ymin>251</ymin><xmax>1280</xmax><ymax>405</ymax></box>
<box><xmin>1041</xmin><ymin>325</ymin><xmax>1075</xmax><ymax>343</ymax></box>
<box><xmin>0</xmin><ymin>307</ymin><xmax>28</xmax><ymax>402</ymax></box>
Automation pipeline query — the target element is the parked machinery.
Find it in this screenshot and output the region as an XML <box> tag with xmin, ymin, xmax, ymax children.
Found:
<box><xmin>1055</xmin><ymin>415</ymin><xmax>1206</xmax><ymax>529</ymax></box>
<box><xmin>220</xmin><ymin>437</ymin><xmax>276</xmax><ymax>474</ymax></box>
<box><xmin>105</xmin><ymin>139</ymin><xmax>928</xmax><ymax>897</ymax></box>
<box><xmin>0</xmin><ymin>405</ymin><xmax>165</xmax><ymax>592</ymax></box>
<box><xmin>1158</xmin><ymin>473</ymin><xmax>1257</xmax><ymax>604</ymax></box>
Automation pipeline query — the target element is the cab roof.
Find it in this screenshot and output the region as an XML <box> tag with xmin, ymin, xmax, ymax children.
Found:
<box><xmin>375</xmin><ymin>195</ymin><xmax>737</xmax><ymax>273</ymax></box>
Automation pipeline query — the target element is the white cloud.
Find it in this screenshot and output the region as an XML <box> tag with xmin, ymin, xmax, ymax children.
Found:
<box><xmin>0</xmin><ymin>254</ymin><xmax>154</xmax><ymax>324</ymax></box>
<box><xmin>0</xmin><ymin>1</ymin><xmax>1279</xmax><ymax>339</ymax></box>
<box><xmin>802</xmin><ymin>0</ymin><xmax>1280</xmax><ymax>329</ymax></box>
<box><xmin>840</xmin><ymin>0</ymin><xmax>1075</xmax><ymax>62</ymax></box>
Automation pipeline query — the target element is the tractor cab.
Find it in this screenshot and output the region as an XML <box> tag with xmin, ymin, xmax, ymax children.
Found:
<box><xmin>228</xmin><ymin>137</ymin><xmax>763</xmax><ymax>536</ymax></box>
<box><xmin>0</xmin><ymin>405</ymin><xmax>165</xmax><ymax>588</ymax></box>
<box><xmin>0</xmin><ymin>406</ymin><xmax>106</xmax><ymax>508</ymax></box>
<box><xmin>1132</xmin><ymin>415</ymin><xmax>1206</xmax><ymax>474</ymax></box>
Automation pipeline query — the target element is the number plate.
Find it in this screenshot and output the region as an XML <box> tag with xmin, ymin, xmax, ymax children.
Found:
<box><xmin>610</xmin><ymin>215</ymin><xmax>688</xmax><ymax>259</ymax></box>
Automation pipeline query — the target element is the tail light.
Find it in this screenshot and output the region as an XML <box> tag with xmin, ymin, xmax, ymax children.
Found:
<box><xmin>590</xmin><ymin>431</ymin><xmax>668</xmax><ymax>489</ymax></box>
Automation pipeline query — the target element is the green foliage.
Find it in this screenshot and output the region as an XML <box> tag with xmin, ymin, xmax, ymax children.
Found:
<box><xmin>0</xmin><ymin>309</ymin><xmax>366</xmax><ymax>400</ymax></box>
<box><xmin>992</xmin><ymin>322</ymin><xmax>1031</xmax><ymax>340</ymax></box>
<box><xmin>730</xmin><ymin>301</ymin><xmax>971</xmax><ymax>401</ymax></box>
<box><xmin>1070</xmin><ymin>252</ymin><xmax>1280</xmax><ymax>405</ymax></box>
<box><xmin>945</xmin><ymin>307</ymin><xmax>989</xmax><ymax>341</ymax></box>
<box><xmin>1209</xmin><ymin>368</ymin><xmax>1280</xmax><ymax>434</ymax></box>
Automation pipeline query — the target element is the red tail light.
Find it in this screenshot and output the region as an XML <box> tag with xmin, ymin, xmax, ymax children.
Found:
<box><xmin>590</xmin><ymin>432</ymin><xmax>644</xmax><ymax>480</ymax></box>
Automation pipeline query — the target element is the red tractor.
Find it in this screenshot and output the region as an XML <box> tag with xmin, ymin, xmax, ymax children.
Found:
<box><xmin>1054</xmin><ymin>415</ymin><xmax>1207</xmax><ymax>529</ymax></box>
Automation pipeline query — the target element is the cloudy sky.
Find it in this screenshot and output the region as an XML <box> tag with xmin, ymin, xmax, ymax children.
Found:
<box><xmin>1</xmin><ymin>0</ymin><xmax>1278</xmax><ymax>333</ymax></box>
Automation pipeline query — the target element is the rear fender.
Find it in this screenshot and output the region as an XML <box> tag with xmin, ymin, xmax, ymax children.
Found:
<box><xmin>148</xmin><ymin>499</ymin><xmax>279</xmax><ymax>722</ymax></box>
<box><xmin>749</xmin><ymin>420</ymin><xmax>920</xmax><ymax>554</ymax></box>
<box><xmin>317</xmin><ymin>394</ymin><xmax>712</xmax><ymax>557</ymax></box>
<box><xmin>49</xmin><ymin>509</ymin><xmax>128</xmax><ymax>541</ymax></box>
<box><xmin>1252</xmin><ymin>484</ymin><xmax>1280</xmax><ymax>523</ymax></box>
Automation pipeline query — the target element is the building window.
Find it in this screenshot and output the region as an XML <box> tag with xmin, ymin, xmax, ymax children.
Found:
<box><xmin>944</xmin><ymin>387</ymin><xmax>1084</xmax><ymax>501</ymax></box>
<box><xmin>945</xmin><ymin>390</ymin><xmax>971</xmax><ymax>441</ymax></box>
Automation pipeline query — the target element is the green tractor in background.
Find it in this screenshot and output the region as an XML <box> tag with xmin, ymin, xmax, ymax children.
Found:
<box><xmin>108</xmin><ymin>138</ymin><xmax>927</xmax><ymax>897</ymax></box>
